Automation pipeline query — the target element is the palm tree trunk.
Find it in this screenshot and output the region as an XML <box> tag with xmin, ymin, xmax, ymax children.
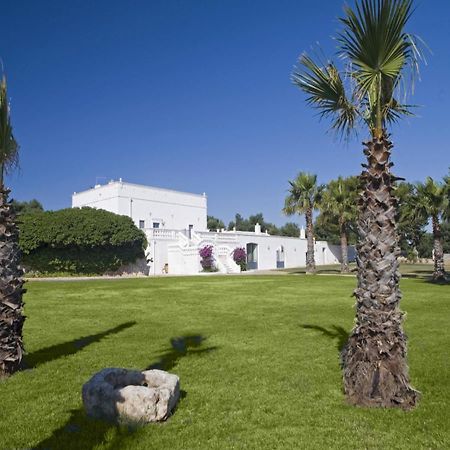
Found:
<box><xmin>0</xmin><ymin>187</ymin><xmax>26</xmax><ymax>378</ymax></box>
<box><xmin>341</xmin><ymin>133</ymin><xmax>419</xmax><ymax>409</ymax></box>
<box><xmin>339</xmin><ymin>220</ymin><xmax>349</xmax><ymax>273</ymax></box>
<box><xmin>305</xmin><ymin>207</ymin><xmax>316</xmax><ymax>273</ymax></box>
<box><xmin>431</xmin><ymin>215</ymin><xmax>446</xmax><ymax>281</ymax></box>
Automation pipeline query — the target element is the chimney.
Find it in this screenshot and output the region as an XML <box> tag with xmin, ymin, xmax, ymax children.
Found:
<box><xmin>300</xmin><ymin>226</ymin><xmax>306</xmax><ymax>239</ymax></box>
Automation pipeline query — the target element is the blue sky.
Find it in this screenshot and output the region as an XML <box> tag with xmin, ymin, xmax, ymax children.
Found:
<box><xmin>2</xmin><ymin>0</ymin><xmax>449</xmax><ymax>227</ymax></box>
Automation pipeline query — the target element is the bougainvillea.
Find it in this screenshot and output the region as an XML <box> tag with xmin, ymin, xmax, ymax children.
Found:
<box><xmin>199</xmin><ymin>245</ymin><xmax>216</xmax><ymax>271</ymax></box>
<box><xmin>232</xmin><ymin>247</ymin><xmax>247</xmax><ymax>271</ymax></box>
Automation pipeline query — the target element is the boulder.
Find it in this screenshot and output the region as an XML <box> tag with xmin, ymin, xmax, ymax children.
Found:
<box><xmin>82</xmin><ymin>368</ymin><xmax>180</xmax><ymax>424</ymax></box>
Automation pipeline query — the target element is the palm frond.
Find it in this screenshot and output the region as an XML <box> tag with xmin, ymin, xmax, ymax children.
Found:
<box><xmin>0</xmin><ymin>77</ymin><xmax>19</xmax><ymax>184</ymax></box>
<box><xmin>336</xmin><ymin>0</ymin><xmax>423</xmax><ymax>130</ymax></box>
<box><xmin>292</xmin><ymin>55</ymin><xmax>358</xmax><ymax>137</ymax></box>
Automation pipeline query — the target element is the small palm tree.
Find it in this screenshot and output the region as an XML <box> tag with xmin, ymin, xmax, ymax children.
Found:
<box><xmin>395</xmin><ymin>182</ymin><xmax>427</xmax><ymax>260</ymax></box>
<box><xmin>320</xmin><ymin>176</ymin><xmax>359</xmax><ymax>272</ymax></box>
<box><xmin>283</xmin><ymin>172</ymin><xmax>323</xmax><ymax>273</ymax></box>
<box><xmin>415</xmin><ymin>177</ymin><xmax>448</xmax><ymax>281</ymax></box>
<box><xmin>0</xmin><ymin>76</ymin><xmax>25</xmax><ymax>378</ymax></box>
<box><xmin>292</xmin><ymin>0</ymin><xmax>423</xmax><ymax>408</ymax></box>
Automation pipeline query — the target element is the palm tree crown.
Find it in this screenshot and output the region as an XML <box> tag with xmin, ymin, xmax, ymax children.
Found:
<box><xmin>415</xmin><ymin>177</ymin><xmax>448</xmax><ymax>220</ymax></box>
<box><xmin>293</xmin><ymin>0</ymin><xmax>423</xmax><ymax>138</ymax></box>
<box><xmin>320</xmin><ymin>176</ymin><xmax>359</xmax><ymax>224</ymax></box>
<box><xmin>283</xmin><ymin>172</ymin><xmax>324</xmax><ymax>216</ymax></box>
<box><xmin>0</xmin><ymin>77</ymin><xmax>19</xmax><ymax>187</ymax></box>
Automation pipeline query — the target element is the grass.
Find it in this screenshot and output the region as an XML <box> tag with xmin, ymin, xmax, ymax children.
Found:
<box><xmin>281</xmin><ymin>262</ymin><xmax>450</xmax><ymax>278</ymax></box>
<box><xmin>0</xmin><ymin>275</ymin><xmax>449</xmax><ymax>449</ymax></box>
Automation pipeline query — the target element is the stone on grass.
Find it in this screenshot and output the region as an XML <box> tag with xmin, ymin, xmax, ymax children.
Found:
<box><xmin>82</xmin><ymin>368</ymin><xmax>180</xmax><ymax>424</ymax></box>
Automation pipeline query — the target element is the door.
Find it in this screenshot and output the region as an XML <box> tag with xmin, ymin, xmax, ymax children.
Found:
<box><xmin>276</xmin><ymin>246</ymin><xmax>285</xmax><ymax>268</ymax></box>
<box><xmin>246</xmin><ymin>243</ymin><xmax>258</xmax><ymax>270</ymax></box>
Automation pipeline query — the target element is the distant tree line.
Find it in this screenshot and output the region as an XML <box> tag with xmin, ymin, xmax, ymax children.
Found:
<box><xmin>282</xmin><ymin>171</ymin><xmax>450</xmax><ymax>278</ymax></box>
<box><xmin>207</xmin><ymin>214</ymin><xmax>301</xmax><ymax>237</ymax></box>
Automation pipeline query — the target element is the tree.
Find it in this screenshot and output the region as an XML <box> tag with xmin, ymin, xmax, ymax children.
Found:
<box><xmin>293</xmin><ymin>0</ymin><xmax>423</xmax><ymax>408</ymax></box>
<box><xmin>395</xmin><ymin>182</ymin><xmax>427</xmax><ymax>258</ymax></box>
<box><xmin>10</xmin><ymin>199</ymin><xmax>44</xmax><ymax>215</ymax></box>
<box><xmin>283</xmin><ymin>172</ymin><xmax>323</xmax><ymax>273</ymax></box>
<box><xmin>207</xmin><ymin>215</ymin><xmax>225</xmax><ymax>231</ymax></box>
<box><xmin>0</xmin><ymin>77</ymin><xmax>25</xmax><ymax>378</ymax></box>
<box><xmin>279</xmin><ymin>222</ymin><xmax>300</xmax><ymax>237</ymax></box>
<box><xmin>415</xmin><ymin>178</ymin><xmax>449</xmax><ymax>281</ymax></box>
<box><xmin>19</xmin><ymin>207</ymin><xmax>147</xmax><ymax>274</ymax></box>
<box><xmin>227</xmin><ymin>212</ymin><xmax>280</xmax><ymax>235</ymax></box>
<box><xmin>320</xmin><ymin>176</ymin><xmax>359</xmax><ymax>272</ymax></box>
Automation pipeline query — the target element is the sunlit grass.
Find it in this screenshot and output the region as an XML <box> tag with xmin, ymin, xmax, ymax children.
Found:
<box><xmin>0</xmin><ymin>275</ymin><xmax>448</xmax><ymax>449</ymax></box>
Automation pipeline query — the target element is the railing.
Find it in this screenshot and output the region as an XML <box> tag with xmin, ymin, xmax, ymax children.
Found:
<box><xmin>145</xmin><ymin>228</ymin><xmax>179</xmax><ymax>240</ymax></box>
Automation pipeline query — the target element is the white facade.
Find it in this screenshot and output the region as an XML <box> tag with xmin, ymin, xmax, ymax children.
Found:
<box><xmin>72</xmin><ymin>180</ymin><xmax>207</xmax><ymax>232</ymax></box>
<box><xmin>72</xmin><ymin>180</ymin><xmax>354</xmax><ymax>275</ymax></box>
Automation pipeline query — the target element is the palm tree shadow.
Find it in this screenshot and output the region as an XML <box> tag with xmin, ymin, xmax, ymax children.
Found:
<box><xmin>22</xmin><ymin>322</ymin><xmax>137</xmax><ymax>370</ymax></box>
<box><xmin>146</xmin><ymin>335</ymin><xmax>218</xmax><ymax>371</ymax></box>
<box><xmin>301</xmin><ymin>324</ymin><xmax>350</xmax><ymax>353</ymax></box>
<box><xmin>33</xmin><ymin>335</ymin><xmax>216</xmax><ymax>449</ymax></box>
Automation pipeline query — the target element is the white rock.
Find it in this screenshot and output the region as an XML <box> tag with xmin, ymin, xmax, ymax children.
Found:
<box><xmin>82</xmin><ymin>368</ymin><xmax>180</xmax><ymax>424</ymax></box>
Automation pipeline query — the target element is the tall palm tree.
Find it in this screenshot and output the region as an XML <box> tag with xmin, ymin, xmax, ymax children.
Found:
<box><xmin>283</xmin><ymin>172</ymin><xmax>323</xmax><ymax>273</ymax></box>
<box><xmin>320</xmin><ymin>176</ymin><xmax>359</xmax><ymax>273</ymax></box>
<box><xmin>0</xmin><ymin>76</ymin><xmax>25</xmax><ymax>378</ymax></box>
<box><xmin>292</xmin><ymin>0</ymin><xmax>423</xmax><ymax>408</ymax></box>
<box><xmin>415</xmin><ymin>177</ymin><xmax>448</xmax><ymax>281</ymax></box>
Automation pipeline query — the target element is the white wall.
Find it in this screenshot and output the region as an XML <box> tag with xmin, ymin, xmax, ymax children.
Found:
<box><xmin>231</xmin><ymin>232</ymin><xmax>349</xmax><ymax>270</ymax></box>
<box><xmin>72</xmin><ymin>180</ymin><xmax>208</xmax><ymax>231</ymax></box>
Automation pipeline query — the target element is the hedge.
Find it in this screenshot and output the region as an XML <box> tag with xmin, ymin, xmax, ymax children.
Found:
<box><xmin>18</xmin><ymin>207</ymin><xmax>147</xmax><ymax>274</ymax></box>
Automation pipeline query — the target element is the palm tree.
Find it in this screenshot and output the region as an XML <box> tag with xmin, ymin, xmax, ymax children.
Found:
<box><xmin>292</xmin><ymin>0</ymin><xmax>423</xmax><ymax>408</ymax></box>
<box><xmin>415</xmin><ymin>177</ymin><xmax>448</xmax><ymax>281</ymax></box>
<box><xmin>283</xmin><ymin>172</ymin><xmax>323</xmax><ymax>273</ymax></box>
<box><xmin>0</xmin><ymin>76</ymin><xmax>25</xmax><ymax>378</ymax></box>
<box><xmin>320</xmin><ymin>176</ymin><xmax>359</xmax><ymax>273</ymax></box>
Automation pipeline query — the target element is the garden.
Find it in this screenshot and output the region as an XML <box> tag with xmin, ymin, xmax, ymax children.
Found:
<box><xmin>0</xmin><ymin>274</ymin><xmax>448</xmax><ymax>449</ymax></box>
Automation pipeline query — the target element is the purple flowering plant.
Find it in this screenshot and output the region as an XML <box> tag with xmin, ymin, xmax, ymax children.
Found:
<box><xmin>232</xmin><ymin>247</ymin><xmax>247</xmax><ymax>271</ymax></box>
<box><xmin>199</xmin><ymin>245</ymin><xmax>216</xmax><ymax>271</ymax></box>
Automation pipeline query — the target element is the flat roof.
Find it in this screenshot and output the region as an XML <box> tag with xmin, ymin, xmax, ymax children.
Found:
<box><xmin>73</xmin><ymin>180</ymin><xmax>207</xmax><ymax>198</ymax></box>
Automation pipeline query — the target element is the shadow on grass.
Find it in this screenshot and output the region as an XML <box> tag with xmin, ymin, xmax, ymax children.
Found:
<box><xmin>146</xmin><ymin>335</ymin><xmax>218</xmax><ymax>371</ymax></box>
<box><xmin>301</xmin><ymin>324</ymin><xmax>350</xmax><ymax>353</ymax></box>
<box><xmin>23</xmin><ymin>322</ymin><xmax>137</xmax><ymax>370</ymax></box>
<box><xmin>33</xmin><ymin>335</ymin><xmax>216</xmax><ymax>450</ymax></box>
<box><xmin>34</xmin><ymin>408</ymin><xmax>136</xmax><ymax>450</ymax></box>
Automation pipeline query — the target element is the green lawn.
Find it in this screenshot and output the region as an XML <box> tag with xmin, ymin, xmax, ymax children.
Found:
<box><xmin>0</xmin><ymin>275</ymin><xmax>449</xmax><ymax>449</ymax></box>
<box><xmin>280</xmin><ymin>262</ymin><xmax>450</xmax><ymax>278</ymax></box>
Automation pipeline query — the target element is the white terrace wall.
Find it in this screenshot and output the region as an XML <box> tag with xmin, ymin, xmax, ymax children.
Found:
<box><xmin>231</xmin><ymin>232</ymin><xmax>349</xmax><ymax>270</ymax></box>
<box><xmin>166</xmin><ymin>229</ymin><xmax>356</xmax><ymax>275</ymax></box>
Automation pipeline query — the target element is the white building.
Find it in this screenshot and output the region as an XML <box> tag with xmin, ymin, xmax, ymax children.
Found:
<box><xmin>72</xmin><ymin>180</ymin><xmax>353</xmax><ymax>275</ymax></box>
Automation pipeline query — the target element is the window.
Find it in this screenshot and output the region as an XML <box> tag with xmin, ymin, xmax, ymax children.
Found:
<box><xmin>139</xmin><ymin>220</ymin><xmax>145</xmax><ymax>229</ymax></box>
<box><xmin>153</xmin><ymin>222</ymin><xmax>160</xmax><ymax>229</ymax></box>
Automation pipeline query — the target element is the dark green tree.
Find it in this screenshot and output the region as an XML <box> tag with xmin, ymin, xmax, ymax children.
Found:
<box><xmin>279</xmin><ymin>222</ymin><xmax>300</xmax><ymax>237</ymax></box>
<box><xmin>10</xmin><ymin>199</ymin><xmax>44</xmax><ymax>215</ymax></box>
<box><xmin>207</xmin><ymin>215</ymin><xmax>225</xmax><ymax>231</ymax></box>
<box><xmin>20</xmin><ymin>207</ymin><xmax>147</xmax><ymax>274</ymax></box>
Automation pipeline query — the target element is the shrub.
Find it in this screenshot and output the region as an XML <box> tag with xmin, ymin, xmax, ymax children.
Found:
<box><xmin>232</xmin><ymin>247</ymin><xmax>247</xmax><ymax>271</ymax></box>
<box><xmin>199</xmin><ymin>245</ymin><xmax>216</xmax><ymax>272</ymax></box>
<box><xmin>19</xmin><ymin>207</ymin><xmax>147</xmax><ymax>274</ymax></box>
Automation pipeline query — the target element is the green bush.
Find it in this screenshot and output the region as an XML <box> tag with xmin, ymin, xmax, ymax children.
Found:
<box><xmin>19</xmin><ymin>207</ymin><xmax>147</xmax><ymax>274</ymax></box>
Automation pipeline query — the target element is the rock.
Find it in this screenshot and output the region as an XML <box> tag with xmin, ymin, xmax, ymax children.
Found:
<box><xmin>82</xmin><ymin>368</ymin><xmax>180</xmax><ymax>424</ymax></box>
